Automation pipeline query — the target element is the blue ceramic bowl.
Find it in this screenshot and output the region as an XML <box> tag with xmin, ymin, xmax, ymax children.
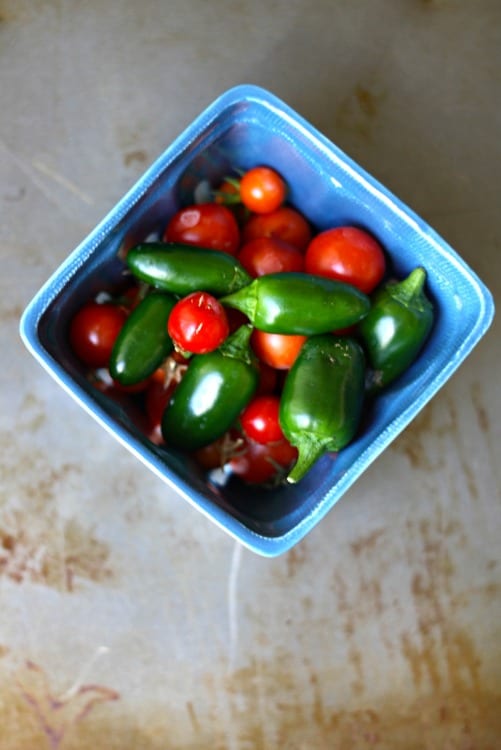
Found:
<box><xmin>20</xmin><ymin>85</ymin><xmax>494</xmax><ymax>556</ymax></box>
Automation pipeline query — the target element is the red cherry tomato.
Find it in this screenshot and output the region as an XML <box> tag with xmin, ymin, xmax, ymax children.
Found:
<box><xmin>229</xmin><ymin>435</ymin><xmax>298</xmax><ymax>485</ymax></box>
<box><xmin>70</xmin><ymin>302</ymin><xmax>127</xmax><ymax>368</ymax></box>
<box><xmin>237</xmin><ymin>237</ymin><xmax>304</xmax><ymax>278</ymax></box>
<box><xmin>240</xmin><ymin>395</ymin><xmax>284</xmax><ymax>444</ymax></box>
<box><xmin>304</xmin><ymin>226</ymin><xmax>386</xmax><ymax>294</ymax></box>
<box><xmin>242</xmin><ymin>206</ymin><xmax>312</xmax><ymax>252</ymax></box>
<box><xmin>193</xmin><ymin>438</ymin><xmax>226</xmax><ymax>471</ymax></box>
<box><xmin>145</xmin><ymin>378</ymin><xmax>178</xmax><ymax>444</ymax></box>
<box><xmin>251</xmin><ymin>329</ymin><xmax>307</xmax><ymax>370</ymax></box>
<box><xmin>239</xmin><ymin>166</ymin><xmax>287</xmax><ymax>214</ymax></box>
<box><xmin>163</xmin><ymin>203</ymin><xmax>240</xmax><ymax>255</ymax></box>
<box><xmin>167</xmin><ymin>291</ymin><xmax>229</xmax><ymax>354</ymax></box>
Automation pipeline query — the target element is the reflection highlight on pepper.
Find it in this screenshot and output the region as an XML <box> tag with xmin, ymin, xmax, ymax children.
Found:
<box><xmin>190</xmin><ymin>371</ymin><xmax>224</xmax><ymax>416</ymax></box>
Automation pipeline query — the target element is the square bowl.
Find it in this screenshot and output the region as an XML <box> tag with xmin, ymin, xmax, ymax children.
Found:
<box><xmin>20</xmin><ymin>85</ymin><xmax>495</xmax><ymax>556</ymax></box>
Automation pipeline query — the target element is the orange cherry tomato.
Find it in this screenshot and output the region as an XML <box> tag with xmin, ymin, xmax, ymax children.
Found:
<box><xmin>251</xmin><ymin>329</ymin><xmax>307</xmax><ymax>370</ymax></box>
<box><xmin>239</xmin><ymin>166</ymin><xmax>287</xmax><ymax>214</ymax></box>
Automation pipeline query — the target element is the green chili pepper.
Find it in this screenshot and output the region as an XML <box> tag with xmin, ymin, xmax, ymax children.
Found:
<box><xmin>220</xmin><ymin>272</ymin><xmax>370</xmax><ymax>334</ymax></box>
<box><xmin>126</xmin><ymin>242</ymin><xmax>252</xmax><ymax>296</ymax></box>
<box><xmin>161</xmin><ymin>324</ymin><xmax>259</xmax><ymax>451</ymax></box>
<box><xmin>358</xmin><ymin>267</ymin><xmax>434</xmax><ymax>390</ymax></box>
<box><xmin>280</xmin><ymin>335</ymin><xmax>366</xmax><ymax>484</ymax></box>
<box><xmin>109</xmin><ymin>292</ymin><xmax>175</xmax><ymax>386</ymax></box>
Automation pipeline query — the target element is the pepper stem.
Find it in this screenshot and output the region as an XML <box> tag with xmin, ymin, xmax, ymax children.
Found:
<box><xmin>286</xmin><ymin>434</ymin><xmax>327</xmax><ymax>484</ymax></box>
<box><xmin>218</xmin><ymin>323</ymin><xmax>254</xmax><ymax>364</ymax></box>
<box><xmin>391</xmin><ymin>267</ymin><xmax>427</xmax><ymax>305</ymax></box>
<box><xmin>220</xmin><ymin>279</ymin><xmax>258</xmax><ymax>322</ymax></box>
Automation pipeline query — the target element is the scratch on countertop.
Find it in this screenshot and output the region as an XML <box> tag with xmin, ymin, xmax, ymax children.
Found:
<box><xmin>57</xmin><ymin>646</ymin><xmax>110</xmax><ymax>702</ymax></box>
<box><xmin>0</xmin><ymin>138</ymin><xmax>94</xmax><ymax>211</ymax></box>
<box><xmin>31</xmin><ymin>158</ymin><xmax>93</xmax><ymax>205</ymax></box>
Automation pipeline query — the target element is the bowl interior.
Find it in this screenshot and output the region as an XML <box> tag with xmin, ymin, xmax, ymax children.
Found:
<box><xmin>23</xmin><ymin>87</ymin><xmax>494</xmax><ymax>554</ymax></box>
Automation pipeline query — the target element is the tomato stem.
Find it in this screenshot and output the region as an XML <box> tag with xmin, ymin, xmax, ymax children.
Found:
<box><xmin>213</xmin><ymin>191</ymin><xmax>241</xmax><ymax>205</ymax></box>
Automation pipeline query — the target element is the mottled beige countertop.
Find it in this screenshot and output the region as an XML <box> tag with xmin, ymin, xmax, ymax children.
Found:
<box><xmin>1</xmin><ymin>1</ymin><xmax>500</xmax><ymax>748</ymax></box>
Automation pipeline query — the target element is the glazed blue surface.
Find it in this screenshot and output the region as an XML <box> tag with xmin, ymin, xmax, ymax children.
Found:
<box><xmin>19</xmin><ymin>85</ymin><xmax>495</xmax><ymax>556</ymax></box>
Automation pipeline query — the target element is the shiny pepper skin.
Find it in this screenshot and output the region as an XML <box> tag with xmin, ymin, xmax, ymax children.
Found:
<box><xmin>221</xmin><ymin>272</ymin><xmax>370</xmax><ymax>334</ymax></box>
<box><xmin>109</xmin><ymin>292</ymin><xmax>175</xmax><ymax>386</ymax></box>
<box><xmin>161</xmin><ymin>325</ymin><xmax>259</xmax><ymax>451</ymax></box>
<box><xmin>126</xmin><ymin>242</ymin><xmax>252</xmax><ymax>296</ymax></box>
<box><xmin>358</xmin><ymin>267</ymin><xmax>434</xmax><ymax>390</ymax></box>
<box><xmin>279</xmin><ymin>335</ymin><xmax>366</xmax><ymax>483</ymax></box>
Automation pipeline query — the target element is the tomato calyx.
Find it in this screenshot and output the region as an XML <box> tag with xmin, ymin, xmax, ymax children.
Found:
<box><xmin>213</xmin><ymin>175</ymin><xmax>242</xmax><ymax>205</ymax></box>
<box><xmin>144</xmin><ymin>354</ymin><xmax>190</xmax><ymax>444</ymax></box>
<box><xmin>153</xmin><ymin>353</ymin><xmax>190</xmax><ymax>388</ymax></box>
<box><xmin>228</xmin><ymin>433</ymin><xmax>298</xmax><ymax>486</ymax></box>
<box><xmin>193</xmin><ymin>429</ymin><xmax>246</xmax><ymax>472</ymax></box>
<box><xmin>213</xmin><ymin>166</ymin><xmax>288</xmax><ymax>216</ymax></box>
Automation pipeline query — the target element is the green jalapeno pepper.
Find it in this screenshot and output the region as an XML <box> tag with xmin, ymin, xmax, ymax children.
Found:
<box><xmin>358</xmin><ymin>267</ymin><xmax>434</xmax><ymax>390</ymax></box>
<box><xmin>161</xmin><ymin>324</ymin><xmax>259</xmax><ymax>451</ymax></box>
<box><xmin>126</xmin><ymin>242</ymin><xmax>252</xmax><ymax>296</ymax></box>
<box><xmin>280</xmin><ymin>335</ymin><xmax>366</xmax><ymax>483</ymax></box>
<box><xmin>220</xmin><ymin>272</ymin><xmax>370</xmax><ymax>334</ymax></box>
<box><xmin>109</xmin><ymin>292</ymin><xmax>175</xmax><ymax>386</ymax></box>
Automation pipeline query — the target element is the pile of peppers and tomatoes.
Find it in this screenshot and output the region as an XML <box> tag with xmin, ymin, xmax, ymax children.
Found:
<box><xmin>69</xmin><ymin>165</ymin><xmax>435</xmax><ymax>486</ymax></box>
